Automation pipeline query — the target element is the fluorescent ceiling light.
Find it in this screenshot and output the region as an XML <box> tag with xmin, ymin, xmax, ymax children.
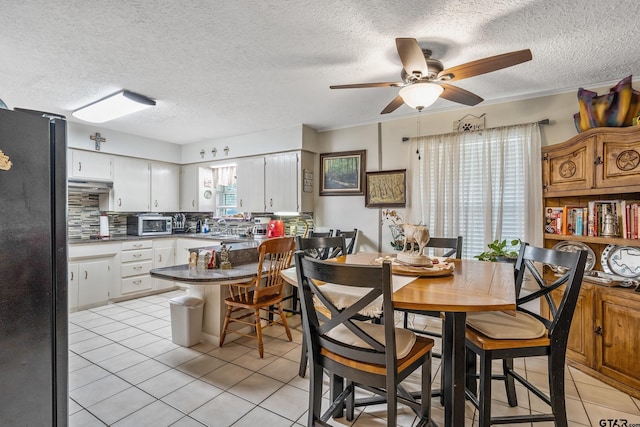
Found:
<box><xmin>72</xmin><ymin>90</ymin><xmax>155</xmax><ymax>123</ymax></box>
<box><xmin>399</xmin><ymin>83</ymin><xmax>444</xmax><ymax>110</ymax></box>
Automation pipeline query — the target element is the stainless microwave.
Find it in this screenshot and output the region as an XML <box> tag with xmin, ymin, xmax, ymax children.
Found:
<box><xmin>127</xmin><ymin>215</ymin><xmax>173</xmax><ymax>236</ymax></box>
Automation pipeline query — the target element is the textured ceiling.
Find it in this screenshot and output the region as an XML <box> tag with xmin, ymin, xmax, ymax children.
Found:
<box><xmin>1</xmin><ymin>0</ymin><xmax>638</xmax><ymax>144</ymax></box>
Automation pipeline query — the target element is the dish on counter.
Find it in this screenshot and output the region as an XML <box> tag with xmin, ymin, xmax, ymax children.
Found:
<box><xmin>601</xmin><ymin>244</ymin><xmax>640</xmax><ymax>278</ymax></box>
<box><xmin>372</xmin><ymin>255</ymin><xmax>455</xmax><ymax>277</ymax></box>
<box><xmin>549</xmin><ymin>241</ymin><xmax>596</xmax><ymax>274</ymax></box>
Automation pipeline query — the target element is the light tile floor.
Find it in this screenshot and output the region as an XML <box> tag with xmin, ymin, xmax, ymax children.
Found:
<box><xmin>68</xmin><ymin>290</ymin><xmax>640</xmax><ymax>427</ymax></box>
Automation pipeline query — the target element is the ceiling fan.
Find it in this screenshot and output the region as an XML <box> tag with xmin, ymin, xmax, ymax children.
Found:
<box><xmin>330</xmin><ymin>38</ymin><xmax>532</xmax><ymax>114</ymax></box>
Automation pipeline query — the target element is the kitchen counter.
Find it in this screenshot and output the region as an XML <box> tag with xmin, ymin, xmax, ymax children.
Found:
<box><xmin>150</xmin><ymin>242</ymin><xmax>263</xmax><ymax>345</ymax></box>
<box><xmin>150</xmin><ymin>262</ymin><xmax>260</xmax><ymax>283</ymax></box>
<box><xmin>67</xmin><ymin>233</ymin><xmax>258</xmax><ymax>245</ymax></box>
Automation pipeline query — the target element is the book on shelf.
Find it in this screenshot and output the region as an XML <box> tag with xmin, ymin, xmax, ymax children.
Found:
<box><xmin>620</xmin><ymin>200</ymin><xmax>640</xmax><ymax>240</ymax></box>
<box><xmin>545</xmin><ymin>207</ymin><xmax>564</xmax><ymax>234</ymax></box>
<box><xmin>562</xmin><ymin>206</ymin><xmax>586</xmax><ymax>235</ymax></box>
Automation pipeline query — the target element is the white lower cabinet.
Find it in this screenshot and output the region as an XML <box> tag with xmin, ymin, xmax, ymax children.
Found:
<box><xmin>68</xmin><ymin>259</ymin><xmax>111</xmax><ymax>311</ymax></box>
<box><xmin>153</xmin><ymin>239</ymin><xmax>176</xmax><ymax>291</ymax></box>
<box><xmin>120</xmin><ymin>240</ymin><xmax>153</xmax><ymax>296</ymax></box>
<box><xmin>68</xmin><ymin>243</ymin><xmax>119</xmax><ymax>312</ymax></box>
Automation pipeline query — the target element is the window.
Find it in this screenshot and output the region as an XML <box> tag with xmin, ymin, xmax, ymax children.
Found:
<box><xmin>409</xmin><ymin>123</ymin><xmax>542</xmax><ymax>258</ymax></box>
<box><xmin>212</xmin><ymin>165</ymin><xmax>237</xmax><ymax>216</ymax></box>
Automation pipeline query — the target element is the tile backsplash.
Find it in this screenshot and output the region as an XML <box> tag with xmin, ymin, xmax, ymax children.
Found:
<box><xmin>68</xmin><ymin>191</ymin><xmax>316</xmax><ymax>240</ymax></box>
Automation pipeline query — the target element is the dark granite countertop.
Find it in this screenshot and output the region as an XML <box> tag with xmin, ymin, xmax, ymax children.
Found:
<box><xmin>68</xmin><ymin>234</ymin><xmax>257</xmax><ymax>245</ymax></box>
<box><xmin>150</xmin><ymin>262</ymin><xmax>260</xmax><ymax>283</ymax></box>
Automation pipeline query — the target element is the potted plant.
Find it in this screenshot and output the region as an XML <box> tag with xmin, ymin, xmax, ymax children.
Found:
<box><xmin>475</xmin><ymin>239</ymin><xmax>522</xmax><ymax>262</ymax></box>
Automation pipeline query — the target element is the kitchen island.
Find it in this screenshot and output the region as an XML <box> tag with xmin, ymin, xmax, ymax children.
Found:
<box><xmin>150</xmin><ymin>241</ymin><xmax>262</xmax><ymax>345</ymax></box>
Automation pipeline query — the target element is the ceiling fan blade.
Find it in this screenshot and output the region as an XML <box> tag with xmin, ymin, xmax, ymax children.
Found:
<box><xmin>439</xmin><ymin>83</ymin><xmax>483</xmax><ymax>106</ymax></box>
<box><xmin>437</xmin><ymin>49</ymin><xmax>532</xmax><ymax>81</ymax></box>
<box><xmin>381</xmin><ymin>95</ymin><xmax>405</xmax><ymax>114</ymax></box>
<box><xmin>396</xmin><ymin>38</ymin><xmax>428</xmax><ymax>76</ymax></box>
<box><xmin>330</xmin><ymin>82</ymin><xmax>403</xmax><ymax>89</ymax></box>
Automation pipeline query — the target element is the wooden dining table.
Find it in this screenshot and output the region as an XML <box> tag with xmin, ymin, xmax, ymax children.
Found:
<box><xmin>281</xmin><ymin>253</ymin><xmax>516</xmax><ymax>427</ymax></box>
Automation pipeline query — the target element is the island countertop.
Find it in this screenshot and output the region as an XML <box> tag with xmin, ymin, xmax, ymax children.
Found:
<box><xmin>150</xmin><ymin>262</ymin><xmax>260</xmax><ymax>283</ymax></box>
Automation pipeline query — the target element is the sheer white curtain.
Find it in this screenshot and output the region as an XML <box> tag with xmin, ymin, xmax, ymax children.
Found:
<box><xmin>213</xmin><ymin>165</ymin><xmax>236</xmax><ymax>186</ymax></box>
<box><xmin>406</xmin><ymin>123</ymin><xmax>542</xmax><ymax>258</ymax></box>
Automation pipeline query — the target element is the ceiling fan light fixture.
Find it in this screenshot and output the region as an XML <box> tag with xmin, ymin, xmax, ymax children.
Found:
<box><xmin>399</xmin><ymin>83</ymin><xmax>443</xmax><ymax>110</ymax></box>
<box><xmin>72</xmin><ymin>90</ymin><xmax>156</xmax><ymax>123</ymax></box>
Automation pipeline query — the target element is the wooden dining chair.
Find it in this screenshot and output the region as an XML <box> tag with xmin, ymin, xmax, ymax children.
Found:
<box><xmin>294</xmin><ymin>251</ymin><xmax>435</xmax><ymax>427</ymax></box>
<box><xmin>219</xmin><ymin>237</ymin><xmax>295</xmax><ymax>358</ymax></box>
<box><xmin>464</xmin><ymin>245</ymin><xmax>588</xmax><ymax>427</ymax></box>
<box><xmin>335</xmin><ymin>228</ymin><xmax>358</xmax><ymax>254</ymax></box>
<box><xmin>294</xmin><ymin>235</ymin><xmax>347</xmax><ymax>377</ymax></box>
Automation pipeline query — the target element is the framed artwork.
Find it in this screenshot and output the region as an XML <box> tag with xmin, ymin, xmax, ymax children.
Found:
<box><xmin>319</xmin><ymin>150</ymin><xmax>366</xmax><ymax>196</ymax></box>
<box><xmin>365</xmin><ymin>169</ymin><xmax>406</xmax><ymax>207</ymax></box>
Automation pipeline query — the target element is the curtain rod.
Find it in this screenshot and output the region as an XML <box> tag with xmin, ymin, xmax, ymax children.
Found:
<box><xmin>401</xmin><ymin>118</ymin><xmax>550</xmax><ymax>143</ymax></box>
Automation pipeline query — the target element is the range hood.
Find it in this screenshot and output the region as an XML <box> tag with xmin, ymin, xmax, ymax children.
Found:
<box><xmin>67</xmin><ymin>179</ymin><xmax>113</xmax><ymax>193</ymax></box>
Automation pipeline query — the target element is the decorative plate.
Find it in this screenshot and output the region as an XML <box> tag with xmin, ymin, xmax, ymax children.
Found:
<box><xmin>549</xmin><ymin>241</ymin><xmax>596</xmax><ymax>274</ymax></box>
<box><xmin>601</xmin><ymin>244</ymin><xmax>640</xmax><ymax>278</ymax></box>
<box><xmin>372</xmin><ymin>256</ymin><xmax>455</xmax><ymax>277</ymax></box>
<box><xmin>203</xmin><ymin>190</ymin><xmax>212</xmax><ymax>199</ymax></box>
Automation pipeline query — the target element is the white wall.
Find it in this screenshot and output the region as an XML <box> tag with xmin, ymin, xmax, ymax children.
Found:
<box><xmin>68</xmin><ymin>122</ymin><xmax>181</xmax><ymax>163</ymax></box>
<box><xmin>315</xmin><ymin>83</ymin><xmax>632</xmax><ymax>252</ymax></box>
<box><xmin>179</xmin><ymin>125</ymin><xmax>308</xmax><ymax>164</ymax></box>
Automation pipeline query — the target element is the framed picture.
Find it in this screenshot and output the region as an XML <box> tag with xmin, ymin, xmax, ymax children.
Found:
<box><xmin>319</xmin><ymin>150</ymin><xmax>366</xmax><ymax>196</ymax></box>
<box><xmin>365</xmin><ymin>169</ymin><xmax>406</xmax><ymax>208</ymax></box>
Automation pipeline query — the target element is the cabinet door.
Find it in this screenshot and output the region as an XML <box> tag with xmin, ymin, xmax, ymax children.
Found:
<box><xmin>236</xmin><ymin>157</ymin><xmax>265</xmax><ymax>212</ymax></box>
<box><xmin>77</xmin><ymin>259</ymin><xmax>110</xmax><ymax>308</ymax></box>
<box><xmin>545</xmin><ymin>284</ymin><xmax>595</xmax><ymax>368</ymax></box>
<box><xmin>179</xmin><ymin>165</ymin><xmax>215</xmax><ymax>212</ymax></box>
<box><xmin>542</xmin><ymin>135</ymin><xmax>595</xmax><ymax>196</ymax></box>
<box><xmin>595</xmin><ymin>291</ymin><xmax>640</xmax><ymax>391</ymax></box>
<box><xmin>596</xmin><ymin>133</ymin><xmax>640</xmax><ymax>189</ymax></box>
<box><xmin>153</xmin><ymin>246</ymin><xmax>175</xmax><ymax>290</ymax></box>
<box><xmin>265</xmin><ymin>152</ymin><xmax>298</xmax><ymax>212</ymax></box>
<box><xmin>151</xmin><ymin>162</ymin><xmax>179</xmax><ymax>212</ymax></box>
<box><xmin>69</xmin><ymin>149</ymin><xmax>113</xmax><ymax>181</ymax></box>
<box><xmin>113</xmin><ymin>157</ymin><xmax>151</xmax><ymax>212</ymax></box>
<box><xmin>68</xmin><ymin>264</ymin><xmax>79</xmax><ymax>312</ymax></box>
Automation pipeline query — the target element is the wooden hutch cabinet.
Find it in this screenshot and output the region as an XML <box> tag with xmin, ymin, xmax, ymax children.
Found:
<box><xmin>542</xmin><ymin>126</ymin><xmax>640</xmax><ymax>399</ymax></box>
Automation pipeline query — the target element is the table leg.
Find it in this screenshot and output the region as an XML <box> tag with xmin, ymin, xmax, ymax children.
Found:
<box><xmin>443</xmin><ymin>312</ymin><xmax>466</xmax><ymax>427</ymax></box>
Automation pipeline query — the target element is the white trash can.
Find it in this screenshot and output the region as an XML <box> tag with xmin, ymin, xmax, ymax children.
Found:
<box><xmin>169</xmin><ymin>295</ymin><xmax>204</xmax><ymax>347</ymax></box>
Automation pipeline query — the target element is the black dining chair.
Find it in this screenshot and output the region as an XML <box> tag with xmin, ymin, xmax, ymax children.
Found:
<box><xmin>294</xmin><ymin>235</ymin><xmax>347</xmax><ymax>377</ymax></box>
<box><xmin>335</xmin><ymin>228</ymin><xmax>359</xmax><ymax>254</ymax></box>
<box><xmin>464</xmin><ymin>244</ymin><xmax>588</xmax><ymax>427</ymax></box>
<box><xmin>294</xmin><ymin>251</ymin><xmax>435</xmax><ymax>427</ymax></box>
<box><xmin>308</xmin><ymin>230</ymin><xmax>333</xmax><ymax>238</ymax></box>
<box><xmin>399</xmin><ymin>236</ymin><xmax>463</xmax><ymax>344</ymax></box>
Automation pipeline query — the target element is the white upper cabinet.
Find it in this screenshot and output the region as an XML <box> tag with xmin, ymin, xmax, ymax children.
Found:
<box><xmin>68</xmin><ymin>149</ymin><xmax>113</xmax><ymax>181</ymax></box>
<box><xmin>101</xmin><ymin>156</ymin><xmax>151</xmax><ymax>212</ymax></box>
<box><xmin>234</xmin><ymin>151</ymin><xmax>314</xmax><ymax>214</ymax></box>
<box><xmin>236</xmin><ymin>157</ymin><xmax>265</xmax><ymax>213</ymax></box>
<box><xmin>151</xmin><ymin>162</ymin><xmax>179</xmax><ymax>212</ymax></box>
<box><xmin>179</xmin><ymin>164</ymin><xmax>215</xmax><ymax>212</ymax></box>
<box><xmin>265</xmin><ymin>152</ymin><xmax>299</xmax><ymax>212</ymax></box>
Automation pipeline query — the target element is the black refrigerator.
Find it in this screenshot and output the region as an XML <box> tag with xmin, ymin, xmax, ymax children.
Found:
<box><xmin>0</xmin><ymin>107</ymin><xmax>68</xmax><ymax>425</ymax></box>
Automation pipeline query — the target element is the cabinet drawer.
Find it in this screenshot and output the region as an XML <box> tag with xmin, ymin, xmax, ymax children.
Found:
<box><xmin>122</xmin><ymin>240</ymin><xmax>153</xmax><ymax>251</ymax></box>
<box><xmin>121</xmin><ymin>249</ymin><xmax>153</xmax><ymax>262</ymax></box>
<box><xmin>122</xmin><ymin>260</ymin><xmax>153</xmax><ymax>278</ymax></box>
<box><xmin>122</xmin><ymin>275</ymin><xmax>153</xmax><ymax>294</ymax></box>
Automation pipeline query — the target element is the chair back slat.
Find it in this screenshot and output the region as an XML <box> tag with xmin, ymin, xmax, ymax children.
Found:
<box><xmin>335</xmin><ymin>229</ymin><xmax>358</xmax><ymax>254</ymax></box>
<box><xmin>308</xmin><ymin>230</ymin><xmax>333</xmax><ymax>238</ymax></box>
<box><xmin>296</xmin><ymin>236</ymin><xmax>346</xmax><ymax>260</ymax></box>
<box><xmin>295</xmin><ymin>252</ymin><xmax>396</xmax><ymax>366</ymax></box>
<box><xmin>424</xmin><ymin>236</ymin><xmax>462</xmax><ymax>258</ymax></box>
<box><xmin>513</xmin><ymin>245</ymin><xmax>587</xmax><ymax>338</ymax></box>
<box><xmin>254</xmin><ymin>237</ymin><xmax>295</xmax><ymax>302</ymax></box>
